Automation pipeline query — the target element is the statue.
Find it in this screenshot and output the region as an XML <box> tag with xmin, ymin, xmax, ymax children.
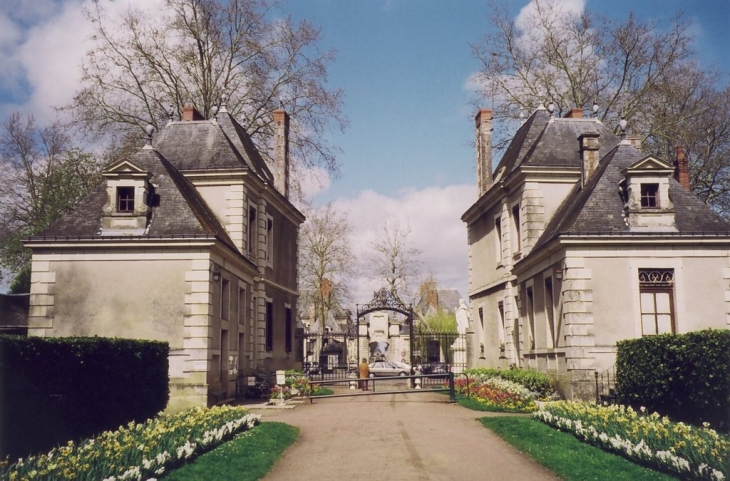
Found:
<box><xmin>455</xmin><ymin>299</ymin><xmax>470</xmax><ymax>334</ymax></box>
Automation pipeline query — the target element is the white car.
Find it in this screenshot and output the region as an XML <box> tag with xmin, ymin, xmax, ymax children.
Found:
<box><xmin>368</xmin><ymin>361</ymin><xmax>411</xmax><ymax>377</ymax></box>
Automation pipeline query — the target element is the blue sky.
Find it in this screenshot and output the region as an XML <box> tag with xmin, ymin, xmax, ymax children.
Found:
<box><xmin>1</xmin><ymin>0</ymin><xmax>729</xmax><ymax>301</ymax></box>
<box><xmin>285</xmin><ymin>0</ymin><xmax>730</xmax><ymax>201</ymax></box>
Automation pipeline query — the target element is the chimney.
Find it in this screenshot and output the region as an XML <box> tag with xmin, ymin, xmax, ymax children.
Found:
<box><xmin>674</xmin><ymin>146</ymin><xmax>690</xmax><ymax>190</ymax></box>
<box><xmin>273</xmin><ymin>108</ymin><xmax>290</xmax><ymax>198</ymax></box>
<box><xmin>578</xmin><ymin>132</ymin><xmax>600</xmax><ymax>187</ymax></box>
<box><xmin>625</xmin><ymin>134</ymin><xmax>642</xmax><ymax>150</ymax></box>
<box><xmin>476</xmin><ymin>108</ymin><xmax>493</xmax><ymax>196</ymax></box>
<box><xmin>182</xmin><ymin>106</ymin><xmax>203</xmax><ymax>121</ymax></box>
<box><xmin>563</xmin><ymin>108</ymin><xmax>583</xmax><ymax>119</ymax></box>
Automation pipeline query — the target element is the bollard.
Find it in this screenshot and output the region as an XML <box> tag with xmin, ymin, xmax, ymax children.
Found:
<box><xmin>276</xmin><ymin>370</ymin><xmax>286</xmax><ymax>405</ymax></box>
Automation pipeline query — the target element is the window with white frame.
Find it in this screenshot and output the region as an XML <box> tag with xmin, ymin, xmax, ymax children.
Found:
<box><xmin>117</xmin><ymin>186</ymin><xmax>135</xmax><ymax>212</ymax></box>
<box><xmin>544</xmin><ymin>277</ymin><xmax>555</xmax><ymax>349</ymax></box>
<box><xmin>221</xmin><ymin>278</ymin><xmax>230</xmax><ymax>320</ymax></box>
<box><xmin>494</xmin><ymin>216</ymin><xmax>502</xmax><ymax>263</ymax></box>
<box><xmin>526</xmin><ymin>286</ymin><xmax>535</xmax><ymax>350</ymax></box>
<box><xmin>248</xmin><ymin>206</ymin><xmax>257</xmax><ymax>256</ymax></box>
<box><xmin>265</xmin><ymin>301</ymin><xmax>274</xmax><ymax>351</ymax></box>
<box><xmin>267</xmin><ymin>216</ymin><xmax>274</xmax><ymax>267</ymax></box>
<box><xmin>640</xmin><ymin>183</ymin><xmax>659</xmax><ymax>208</ymax></box>
<box><xmin>511</xmin><ymin>204</ymin><xmax>521</xmax><ymax>255</ymax></box>
<box><xmin>639</xmin><ymin>269</ymin><xmax>675</xmax><ymax>335</ymax></box>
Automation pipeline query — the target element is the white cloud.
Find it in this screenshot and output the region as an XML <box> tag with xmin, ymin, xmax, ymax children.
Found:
<box><xmin>1</xmin><ymin>0</ymin><xmax>167</xmax><ymax>123</ymax></box>
<box><xmin>329</xmin><ymin>184</ymin><xmax>475</xmax><ymax>307</ymax></box>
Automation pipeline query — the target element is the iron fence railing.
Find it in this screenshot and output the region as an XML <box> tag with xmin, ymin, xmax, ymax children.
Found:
<box><xmin>594</xmin><ymin>366</ymin><xmax>617</xmax><ymax>404</ymax></box>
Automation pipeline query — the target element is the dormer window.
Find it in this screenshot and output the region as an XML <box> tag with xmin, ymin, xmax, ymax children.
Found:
<box><xmin>621</xmin><ymin>155</ymin><xmax>676</xmax><ymax>231</ymax></box>
<box><xmin>640</xmin><ymin>183</ymin><xmax>658</xmax><ymax>208</ymax></box>
<box><xmin>117</xmin><ymin>187</ymin><xmax>135</xmax><ymax>212</ymax></box>
<box><xmin>100</xmin><ymin>159</ymin><xmax>153</xmax><ymax>235</ymax></box>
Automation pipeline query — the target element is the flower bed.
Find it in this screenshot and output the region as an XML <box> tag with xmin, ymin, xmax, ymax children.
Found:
<box><xmin>285</xmin><ymin>371</ymin><xmax>322</xmax><ymax>397</ymax></box>
<box><xmin>0</xmin><ymin>405</ymin><xmax>260</xmax><ymax>481</ymax></box>
<box><xmin>534</xmin><ymin>401</ymin><xmax>729</xmax><ymax>480</ymax></box>
<box><xmin>454</xmin><ymin>376</ymin><xmax>542</xmax><ymax>412</ymax></box>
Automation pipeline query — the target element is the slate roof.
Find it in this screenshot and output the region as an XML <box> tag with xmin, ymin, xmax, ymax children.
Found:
<box><xmin>415</xmin><ymin>288</ymin><xmax>463</xmax><ymax>316</ymax></box>
<box><xmin>494</xmin><ymin>109</ymin><xmax>618</xmax><ymax>176</ymax></box>
<box><xmin>153</xmin><ymin>111</ymin><xmax>273</xmax><ymax>183</ymax></box>
<box><xmin>32</xmin><ymin>110</ymin><xmax>281</xmax><ymax>253</ymax></box>
<box><xmin>532</xmin><ymin>142</ymin><xmax>730</xmax><ymax>252</ymax></box>
<box><xmin>40</xmin><ymin>147</ymin><xmax>237</xmax><ymax>250</ymax></box>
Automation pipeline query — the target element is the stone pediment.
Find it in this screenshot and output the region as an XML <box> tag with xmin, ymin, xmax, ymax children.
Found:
<box><xmin>103</xmin><ymin>159</ymin><xmax>151</xmax><ymax>178</ymax></box>
<box><xmin>621</xmin><ymin>155</ymin><xmax>674</xmax><ymax>176</ymax></box>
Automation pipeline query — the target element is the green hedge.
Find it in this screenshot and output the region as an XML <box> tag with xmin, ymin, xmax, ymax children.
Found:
<box><xmin>464</xmin><ymin>367</ymin><xmax>554</xmax><ymax>398</ymax></box>
<box><xmin>615</xmin><ymin>329</ymin><xmax>730</xmax><ymax>432</ymax></box>
<box><xmin>0</xmin><ymin>335</ymin><xmax>169</xmax><ymax>459</ymax></box>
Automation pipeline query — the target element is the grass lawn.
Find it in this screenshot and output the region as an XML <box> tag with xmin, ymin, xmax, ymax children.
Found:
<box><xmin>163</xmin><ymin>422</ymin><xmax>298</xmax><ymax>481</ymax></box>
<box><xmin>479</xmin><ymin>417</ymin><xmax>677</xmax><ymax>481</ymax></box>
<box><xmin>312</xmin><ymin>387</ymin><xmax>334</xmax><ymax>396</ymax></box>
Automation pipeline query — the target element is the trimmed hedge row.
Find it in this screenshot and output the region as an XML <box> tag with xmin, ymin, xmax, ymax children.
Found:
<box><xmin>616</xmin><ymin>329</ymin><xmax>730</xmax><ymax>432</ymax></box>
<box><xmin>0</xmin><ymin>335</ymin><xmax>169</xmax><ymax>459</ymax></box>
<box><xmin>464</xmin><ymin>367</ymin><xmax>554</xmax><ymax>398</ymax></box>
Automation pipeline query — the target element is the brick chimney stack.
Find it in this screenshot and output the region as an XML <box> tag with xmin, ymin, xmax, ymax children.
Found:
<box><xmin>674</xmin><ymin>146</ymin><xmax>690</xmax><ymax>190</ymax></box>
<box><xmin>563</xmin><ymin>108</ymin><xmax>583</xmax><ymax>119</ymax></box>
<box><xmin>182</xmin><ymin>106</ymin><xmax>203</xmax><ymax>121</ymax></box>
<box><xmin>476</xmin><ymin>108</ymin><xmax>493</xmax><ymax>196</ymax></box>
<box><xmin>578</xmin><ymin>132</ymin><xmax>600</xmax><ymax>187</ymax></box>
<box><xmin>273</xmin><ymin>108</ymin><xmax>290</xmax><ymax>199</ymax></box>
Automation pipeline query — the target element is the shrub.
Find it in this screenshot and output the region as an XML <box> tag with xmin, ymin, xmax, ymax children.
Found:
<box><xmin>615</xmin><ymin>329</ymin><xmax>730</xmax><ymax>432</ymax></box>
<box><xmin>464</xmin><ymin>367</ymin><xmax>554</xmax><ymax>398</ymax></box>
<box><xmin>0</xmin><ymin>335</ymin><xmax>169</xmax><ymax>459</ymax></box>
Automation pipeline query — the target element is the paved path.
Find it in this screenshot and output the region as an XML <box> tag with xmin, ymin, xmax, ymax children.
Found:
<box><xmin>249</xmin><ymin>390</ymin><xmax>559</xmax><ymax>481</ymax></box>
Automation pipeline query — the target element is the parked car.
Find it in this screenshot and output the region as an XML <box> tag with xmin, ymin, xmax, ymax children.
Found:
<box><xmin>420</xmin><ymin>362</ymin><xmax>450</xmax><ymax>375</ymax></box>
<box><xmin>368</xmin><ymin>361</ymin><xmax>410</xmax><ymax>377</ymax></box>
<box><xmin>303</xmin><ymin>361</ymin><xmax>320</xmax><ymax>375</ymax></box>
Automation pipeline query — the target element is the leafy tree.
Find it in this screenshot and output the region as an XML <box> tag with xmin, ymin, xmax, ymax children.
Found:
<box><xmin>0</xmin><ymin>113</ymin><xmax>101</xmax><ymax>291</ymax></box>
<box><xmin>365</xmin><ymin>221</ymin><xmax>423</xmax><ymax>307</ymax></box>
<box><xmin>68</xmin><ymin>0</ymin><xmax>346</xmax><ymax>198</ymax></box>
<box><xmin>298</xmin><ymin>203</ymin><xmax>356</xmax><ymax>333</ymax></box>
<box><xmin>472</xmin><ymin>0</ymin><xmax>730</xmax><ymax>214</ymax></box>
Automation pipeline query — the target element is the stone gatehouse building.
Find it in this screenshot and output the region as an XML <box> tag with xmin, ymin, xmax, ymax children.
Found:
<box><xmin>462</xmin><ymin>107</ymin><xmax>730</xmax><ymax>399</ymax></box>
<box><xmin>24</xmin><ymin>105</ymin><xmax>304</xmax><ymax>411</ymax></box>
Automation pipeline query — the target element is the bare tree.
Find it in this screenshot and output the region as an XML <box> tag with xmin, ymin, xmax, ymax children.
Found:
<box><xmin>473</xmin><ymin>0</ymin><xmax>693</xmax><ymax>129</ymax></box>
<box><xmin>472</xmin><ymin>0</ymin><xmax>730</xmax><ymax>214</ymax></box>
<box><xmin>0</xmin><ymin>113</ymin><xmax>101</xmax><ymax>290</ymax></box>
<box><xmin>298</xmin><ymin>203</ymin><xmax>356</xmax><ymax>334</ymax></box>
<box><xmin>365</xmin><ymin>221</ymin><xmax>423</xmax><ymax>307</ymax></box>
<box><xmin>68</xmin><ymin>0</ymin><xmax>346</xmax><ymax>197</ymax></box>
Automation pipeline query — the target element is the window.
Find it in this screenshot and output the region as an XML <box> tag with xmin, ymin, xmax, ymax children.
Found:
<box><xmin>526</xmin><ymin>287</ymin><xmax>535</xmax><ymax>350</ymax></box>
<box><xmin>640</xmin><ymin>183</ymin><xmax>659</xmax><ymax>208</ymax></box>
<box><xmin>544</xmin><ymin>277</ymin><xmax>555</xmax><ymax>348</ymax></box>
<box><xmin>285</xmin><ymin>308</ymin><xmax>292</xmax><ymax>353</ymax></box>
<box><xmin>497</xmin><ymin>302</ymin><xmax>505</xmax><ymax>348</ymax></box>
<box><xmin>238</xmin><ymin>333</ymin><xmax>245</xmax><ymax>372</ymax></box>
<box><xmin>267</xmin><ymin>217</ymin><xmax>274</xmax><ymax>264</ymax></box>
<box><xmin>494</xmin><ymin>216</ymin><xmax>502</xmax><ymax>263</ymax></box>
<box><xmin>512</xmin><ymin>204</ymin><xmax>521</xmax><ymax>253</ymax></box>
<box><xmin>248</xmin><ymin>207</ymin><xmax>257</xmax><ymax>255</ymax></box>
<box><xmin>639</xmin><ymin>269</ymin><xmax>675</xmax><ymax>335</ymax></box>
<box><xmin>117</xmin><ymin>187</ymin><xmax>135</xmax><ymax>212</ymax></box>
<box><xmin>265</xmin><ymin>301</ymin><xmax>274</xmax><ymax>351</ymax></box>
<box><xmin>221</xmin><ymin>279</ymin><xmax>230</xmax><ymax>320</ymax></box>
<box><xmin>237</xmin><ymin>287</ymin><xmax>246</xmax><ymax>325</ymax></box>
